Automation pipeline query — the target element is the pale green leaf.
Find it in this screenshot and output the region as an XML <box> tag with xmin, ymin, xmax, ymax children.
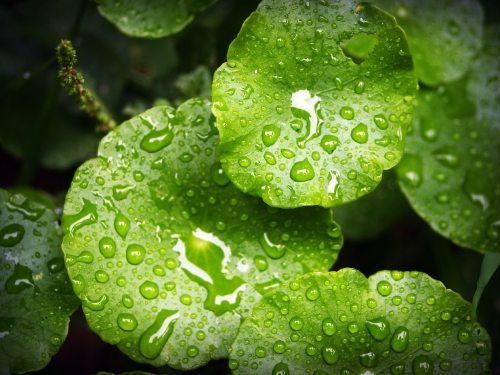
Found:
<box><xmin>229</xmin><ymin>269</ymin><xmax>492</xmax><ymax>374</ymax></box>
<box><xmin>61</xmin><ymin>99</ymin><xmax>343</xmax><ymax>369</ymax></box>
<box><xmin>0</xmin><ymin>189</ymin><xmax>80</xmax><ymax>374</ymax></box>
<box><xmin>212</xmin><ymin>0</ymin><xmax>417</xmax><ymax>208</ymax></box>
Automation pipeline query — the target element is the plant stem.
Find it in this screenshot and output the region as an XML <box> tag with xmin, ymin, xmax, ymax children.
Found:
<box><xmin>471</xmin><ymin>251</ymin><xmax>500</xmax><ymax>322</ymax></box>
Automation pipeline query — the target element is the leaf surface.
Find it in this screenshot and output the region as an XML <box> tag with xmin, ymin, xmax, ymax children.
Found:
<box><xmin>369</xmin><ymin>0</ymin><xmax>484</xmax><ymax>86</ymax></box>
<box><xmin>96</xmin><ymin>0</ymin><xmax>217</xmax><ymax>38</ymax></box>
<box><xmin>0</xmin><ymin>189</ymin><xmax>80</xmax><ymax>374</ymax></box>
<box><xmin>61</xmin><ymin>99</ymin><xmax>343</xmax><ymax>369</ymax></box>
<box><xmin>212</xmin><ymin>0</ymin><xmax>417</xmax><ymax>208</ymax></box>
<box><xmin>230</xmin><ymin>269</ymin><xmax>492</xmax><ymax>374</ymax></box>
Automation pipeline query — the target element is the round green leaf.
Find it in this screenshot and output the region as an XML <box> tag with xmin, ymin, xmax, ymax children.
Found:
<box><xmin>0</xmin><ymin>189</ymin><xmax>80</xmax><ymax>374</ymax></box>
<box><xmin>397</xmin><ymin>80</ymin><xmax>500</xmax><ymax>253</ymax></box>
<box><xmin>332</xmin><ymin>169</ymin><xmax>409</xmax><ymax>241</ymax></box>
<box><xmin>230</xmin><ymin>268</ymin><xmax>492</xmax><ymax>374</ymax></box>
<box><xmin>61</xmin><ymin>99</ymin><xmax>343</xmax><ymax>369</ymax></box>
<box><xmin>96</xmin><ymin>0</ymin><xmax>217</xmax><ymax>38</ymax></box>
<box><xmin>369</xmin><ymin>0</ymin><xmax>484</xmax><ymax>86</ymax></box>
<box><xmin>212</xmin><ymin>0</ymin><xmax>417</xmax><ymax>209</ymax></box>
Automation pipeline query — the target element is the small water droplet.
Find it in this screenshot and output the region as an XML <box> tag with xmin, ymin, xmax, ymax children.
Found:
<box><xmin>354</xmin><ymin>81</ymin><xmax>365</xmax><ymax>94</ymax></box>
<box><xmin>50</xmin><ymin>333</ymin><xmax>62</xmax><ymax>346</ymax></box>
<box><xmin>276</xmin><ymin>37</ymin><xmax>286</xmax><ymax>48</ymax></box>
<box><xmin>390</xmin><ymin>362</ymin><xmax>405</xmax><ymax>375</ymax></box>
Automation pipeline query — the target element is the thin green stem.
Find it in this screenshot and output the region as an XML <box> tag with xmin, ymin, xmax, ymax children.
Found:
<box><xmin>471</xmin><ymin>251</ymin><xmax>500</xmax><ymax>322</ymax></box>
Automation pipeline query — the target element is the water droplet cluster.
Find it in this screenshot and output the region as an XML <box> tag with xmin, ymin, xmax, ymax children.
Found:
<box><xmin>229</xmin><ymin>269</ymin><xmax>490</xmax><ymax>374</ymax></box>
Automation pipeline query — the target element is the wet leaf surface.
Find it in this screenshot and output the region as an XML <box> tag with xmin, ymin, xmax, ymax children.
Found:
<box><xmin>0</xmin><ymin>189</ymin><xmax>80</xmax><ymax>374</ymax></box>
<box><xmin>212</xmin><ymin>0</ymin><xmax>417</xmax><ymax>208</ymax></box>
<box><xmin>230</xmin><ymin>268</ymin><xmax>492</xmax><ymax>374</ymax></box>
<box><xmin>61</xmin><ymin>99</ymin><xmax>343</xmax><ymax>369</ymax></box>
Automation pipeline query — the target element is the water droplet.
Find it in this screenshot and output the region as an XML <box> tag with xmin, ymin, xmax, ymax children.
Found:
<box><xmin>322</xmin><ymin>317</ymin><xmax>337</xmax><ymax>336</ymax></box>
<box><xmin>475</xmin><ymin>340</ymin><xmax>489</xmax><ymax>355</ymax></box>
<box><xmin>422</xmin><ymin>341</ymin><xmax>433</xmax><ymax>351</ymax></box>
<box><xmin>320</xmin><ymin>135</ymin><xmax>340</xmax><ymax>154</ymax></box>
<box><xmin>426</xmin><ymin>296</ymin><xmax>436</xmax><ymax>305</ymax></box>
<box><xmin>359</xmin><ymin>351</ymin><xmax>378</xmax><ymax>367</ymax></box>
<box><xmin>396</xmin><ymin>153</ymin><xmax>423</xmax><ymax>188</ymax></box>
<box><xmin>439</xmin><ymin>359</ymin><xmax>452</xmax><ymax>371</ymax></box>
<box><xmin>262</xmin><ymin>124</ymin><xmax>281</xmax><ymax>147</ymax></box>
<box><xmin>122</xmin><ymin>294</ymin><xmax>134</xmax><ymax>308</ymax></box>
<box><xmin>71</xmin><ymin>274</ymin><xmax>85</xmax><ymax>294</ymax></box>
<box><xmin>0</xmin><ymin>224</ymin><xmax>25</xmax><ymax>247</ymax></box>
<box><xmin>367</xmin><ymin>298</ymin><xmax>377</xmax><ymax>308</ymax></box>
<box><xmin>98</xmin><ymin>237</ymin><xmax>116</xmax><ymax>258</ymax></box>
<box><xmin>140</xmin><ymin>126</ymin><xmax>174</xmax><ymax>153</ymax></box>
<box><xmin>340</xmin><ymin>106</ymin><xmax>354</xmax><ymax>120</ymax></box>
<box><xmin>229</xmin><ymin>359</ymin><xmax>240</xmax><ymax>370</ymax></box>
<box><xmin>413</xmin><ymin>355</ymin><xmax>434</xmax><ymax>375</ymax></box>
<box><xmin>83</xmin><ymin>294</ymin><xmax>109</xmax><ymax>311</ymax></box>
<box><xmin>377</xmin><ymin>280</ymin><xmax>392</xmax><ymax>296</ymax></box>
<box><xmin>391</xmin><ymin>270</ymin><xmax>404</xmax><ymax>281</ymax></box>
<box><xmin>47</xmin><ymin>257</ymin><xmax>64</xmax><ymax>273</ymax></box>
<box><xmin>292</xmin><ymin>90</ymin><xmax>323</xmax><ymax>147</ymax></box>
<box><xmin>373</xmin><ymin>114</ymin><xmax>389</xmax><ymax>129</ymax></box>
<box><xmin>334</xmin><ymin>77</ymin><xmax>343</xmax><ymax>90</ymax></box>
<box><xmin>117</xmin><ymin>313</ymin><xmax>138</xmax><ymax>331</ymax></box>
<box><xmin>265</xmin><ymin>151</ymin><xmax>277</xmax><ymax>165</ymax></box>
<box><xmin>276</xmin><ymin>37</ymin><xmax>286</xmax><ymax>48</ymax></box>
<box><xmin>355</xmin><ymin>81</ymin><xmax>365</xmax><ymax>94</ymax></box>
<box><xmin>133</xmin><ymin>171</ymin><xmax>144</xmax><ymax>182</ymax></box>
<box><xmin>255</xmin><ymin>346</ymin><xmax>267</xmax><ymax>358</ymax></box>
<box><xmin>126</xmin><ymin>244</ymin><xmax>146</xmax><ymax>265</ymax></box>
<box><xmin>116</xmin><ymin>276</ymin><xmax>126</xmax><ymax>286</ymax></box>
<box><xmin>140</xmin><ymin>281</ymin><xmax>159</xmax><ymax>299</ymax></box>
<box><xmin>406</xmin><ymin>293</ymin><xmax>416</xmax><ymax>304</ymax></box>
<box><xmin>211</xmin><ymin>162</ymin><xmax>230</xmax><ymax>186</ymax></box>
<box><xmin>272</xmin><ymin>362</ymin><xmax>289</xmax><ymax>375</ymax></box>
<box><xmin>50</xmin><ymin>333</ymin><xmax>62</xmax><ymax>346</ymax></box>
<box><xmin>290</xmin><ymin>158</ymin><xmax>315</xmax><ymax>182</ymax></box>
<box><xmin>180</xmin><ymin>294</ymin><xmax>192</xmax><ymax>305</ymax></box>
<box><xmin>421</xmin><ymin>118</ymin><xmax>439</xmax><ymax>141</ymax></box>
<box><xmin>306</xmin><ymin>344</ymin><xmax>318</xmax><ymax>355</ymax></box>
<box><xmin>238</xmin><ymin>157</ymin><xmax>251</xmax><ymax>167</ymax></box>
<box><xmin>348</xmin><ymin>322</ymin><xmax>359</xmax><ymax>333</ymax></box>
<box><xmin>139</xmin><ymin>309</ymin><xmax>179</xmax><ymax>359</ymax></box>
<box><xmin>391</xmin><ymin>326</ymin><xmax>409</xmax><ymax>352</ymax></box>
<box><xmin>179</xmin><ymin>152</ymin><xmax>193</xmax><ymax>162</ymax></box>
<box><xmin>213</xmin><ymin>97</ymin><xmax>228</xmax><ymax>111</ymax></box>
<box><xmin>390</xmin><ymin>362</ymin><xmax>405</xmax><ymax>375</ymax></box>
<box><xmin>290</xmin><ymin>316</ymin><xmax>304</xmax><ymax>330</ymax></box>
<box><xmin>462</xmin><ymin>170</ymin><xmax>492</xmax><ymax>210</ymax></box>
<box><xmin>112</xmin><ymin>184</ymin><xmax>134</xmax><ymax>201</ymax></box>
<box><xmin>65</xmin><ymin>251</ymin><xmax>94</xmax><ymax>266</ymax></box>
<box><xmin>187</xmin><ymin>345</ymin><xmax>199</xmax><ymax>357</ymax></box>
<box><xmin>365</xmin><ymin>317</ymin><xmax>391</xmax><ymax>341</ymax></box>
<box><xmin>5</xmin><ymin>264</ymin><xmax>34</xmax><ymax>294</ymax></box>
<box><xmin>254</xmin><ymin>255</ymin><xmax>268</xmax><ymax>271</ymax></box>
<box><xmin>306</xmin><ymin>286</ymin><xmax>320</xmax><ymax>300</ymax></box>
<box><xmin>260</xmin><ymin>232</ymin><xmax>285</xmax><ymax>259</ymax></box>
<box><xmin>62</xmin><ymin>199</ymin><xmax>98</xmax><ymax>236</ymax></box>
<box><xmin>351</xmin><ymin>123</ymin><xmax>368</xmax><ymax>143</ymax></box>
<box><xmin>321</xmin><ymin>344</ymin><xmax>339</xmax><ymax>364</ymax></box>
<box><xmin>95</xmin><ymin>270</ymin><xmax>109</xmax><ymax>283</ymax></box>
<box><xmin>114</xmin><ymin>213</ymin><xmax>130</xmax><ymax>239</ymax></box>
<box><xmin>274</xmin><ymin>340</ymin><xmax>286</xmax><ymax>353</ymax></box>
<box><xmin>457</xmin><ymin>328</ymin><xmax>471</xmax><ymax>343</ymax></box>
<box><xmin>433</xmin><ymin>146</ymin><xmax>459</xmax><ymax>168</ymax></box>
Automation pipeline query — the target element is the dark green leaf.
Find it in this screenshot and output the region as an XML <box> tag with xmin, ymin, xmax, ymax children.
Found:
<box><xmin>61</xmin><ymin>99</ymin><xmax>342</xmax><ymax>369</ymax></box>
<box><xmin>212</xmin><ymin>0</ymin><xmax>417</xmax><ymax>208</ymax></box>
<box><xmin>0</xmin><ymin>189</ymin><xmax>80</xmax><ymax>374</ymax></box>
<box><xmin>230</xmin><ymin>269</ymin><xmax>492</xmax><ymax>374</ymax></box>
<box><xmin>369</xmin><ymin>0</ymin><xmax>484</xmax><ymax>86</ymax></box>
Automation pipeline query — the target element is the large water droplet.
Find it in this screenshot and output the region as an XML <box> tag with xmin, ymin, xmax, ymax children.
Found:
<box><xmin>260</xmin><ymin>232</ymin><xmax>286</xmax><ymax>259</ymax></box>
<box><xmin>139</xmin><ymin>309</ymin><xmax>179</xmax><ymax>359</ymax></box>
<box><xmin>117</xmin><ymin>313</ymin><xmax>138</xmax><ymax>331</ymax></box>
<box><xmin>66</xmin><ymin>251</ymin><xmax>94</xmax><ymax>266</ymax></box>
<box><xmin>99</xmin><ymin>237</ymin><xmax>116</xmax><ymax>258</ymax></box>
<box><xmin>0</xmin><ymin>224</ymin><xmax>25</xmax><ymax>247</ymax></box>
<box><xmin>114</xmin><ymin>212</ymin><xmax>130</xmax><ymax>239</ymax></box>
<box><xmin>433</xmin><ymin>146</ymin><xmax>459</xmax><ymax>168</ymax></box>
<box><xmin>359</xmin><ymin>351</ymin><xmax>378</xmax><ymax>367</ymax></box>
<box><xmin>413</xmin><ymin>355</ymin><xmax>434</xmax><ymax>375</ymax></box>
<box><xmin>290</xmin><ymin>158</ymin><xmax>315</xmax><ymax>182</ymax></box>
<box><xmin>377</xmin><ymin>280</ymin><xmax>392</xmax><ymax>296</ymax></box>
<box><xmin>265</xmin><ymin>151</ymin><xmax>277</xmax><ymax>165</ymax></box>
<box><xmin>462</xmin><ymin>170</ymin><xmax>492</xmax><ymax>210</ymax></box>
<box><xmin>6</xmin><ymin>198</ymin><xmax>44</xmax><ymax>221</ymax></box>
<box><xmin>211</xmin><ymin>162</ymin><xmax>230</xmax><ymax>186</ymax></box>
<box><xmin>126</xmin><ymin>244</ymin><xmax>146</xmax><ymax>265</ymax></box>
<box><xmin>321</xmin><ymin>344</ymin><xmax>339</xmax><ymax>364</ymax></box>
<box><xmin>254</xmin><ymin>255</ymin><xmax>268</xmax><ymax>271</ymax></box>
<box><xmin>5</xmin><ymin>264</ymin><xmax>35</xmax><ymax>294</ymax></box>
<box><xmin>355</xmin><ymin>81</ymin><xmax>365</xmax><ymax>94</ymax></box>
<box><xmin>47</xmin><ymin>257</ymin><xmax>65</xmax><ymax>273</ymax></box>
<box><xmin>83</xmin><ymin>294</ymin><xmax>109</xmax><ymax>311</ymax></box>
<box><xmin>262</xmin><ymin>124</ymin><xmax>281</xmax><ymax>147</ymax></box>
<box><xmin>390</xmin><ymin>326</ymin><xmax>409</xmax><ymax>352</ymax></box>
<box><xmin>365</xmin><ymin>317</ymin><xmax>391</xmax><ymax>341</ymax></box>
<box><xmin>351</xmin><ymin>123</ymin><xmax>368</xmax><ymax>144</ymax></box>
<box><xmin>272</xmin><ymin>362</ymin><xmax>290</xmax><ymax>375</ymax></box>
<box><xmin>63</xmin><ymin>199</ymin><xmax>98</xmax><ymax>236</ymax></box>
<box><xmin>140</xmin><ymin>126</ymin><xmax>174</xmax><ymax>153</ymax></box>
<box><xmin>396</xmin><ymin>153</ymin><xmax>423</xmax><ymax>188</ymax></box>
<box><xmin>340</xmin><ymin>106</ymin><xmax>354</xmax><ymax>120</ymax></box>
<box><xmin>306</xmin><ymin>286</ymin><xmax>320</xmax><ymax>300</ymax></box>
<box><xmin>439</xmin><ymin>359</ymin><xmax>452</xmax><ymax>371</ymax></box>
<box><xmin>373</xmin><ymin>114</ymin><xmax>388</xmax><ymax>130</ymax></box>
<box><xmin>457</xmin><ymin>327</ymin><xmax>471</xmax><ymax>343</ymax></box>
<box><xmin>320</xmin><ymin>135</ymin><xmax>340</xmax><ymax>154</ymax></box>
<box><xmin>112</xmin><ymin>184</ymin><xmax>135</xmax><ymax>201</ymax></box>
<box><xmin>322</xmin><ymin>317</ymin><xmax>337</xmax><ymax>336</ymax></box>
<box><xmin>289</xmin><ymin>316</ymin><xmax>304</xmax><ymax>330</ymax></box>
<box><xmin>390</xmin><ymin>362</ymin><xmax>405</xmax><ymax>375</ymax></box>
<box><xmin>140</xmin><ymin>281</ymin><xmax>159</xmax><ymax>299</ymax></box>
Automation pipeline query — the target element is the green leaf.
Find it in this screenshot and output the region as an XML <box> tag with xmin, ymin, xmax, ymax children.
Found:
<box><xmin>229</xmin><ymin>268</ymin><xmax>492</xmax><ymax>374</ymax></box>
<box><xmin>472</xmin><ymin>252</ymin><xmax>500</xmax><ymax>322</ymax></box>
<box><xmin>332</xmin><ymin>169</ymin><xmax>409</xmax><ymax>241</ymax></box>
<box><xmin>369</xmin><ymin>0</ymin><xmax>484</xmax><ymax>86</ymax></box>
<box><xmin>96</xmin><ymin>0</ymin><xmax>217</xmax><ymax>38</ymax></box>
<box><xmin>0</xmin><ymin>189</ymin><xmax>80</xmax><ymax>374</ymax></box>
<box><xmin>174</xmin><ymin>65</ymin><xmax>212</xmax><ymax>105</ymax></box>
<box><xmin>61</xmin><ymin>99</ymin><xmax>343</xmax><ymax>369</ymax></box>
<box><xmin>212</xmin><ymin>0</ymin><xmax>417</xmax><ymax>209</ymax></box>
<box><xmin>396</xmin><ymin>82</ymin><xmax>500</xmax><ymax>253</ymax></box>
<box><xmin>93</xmin><ymin>372</ymin><xmax>170</xmax><ymax>375</ymax></box>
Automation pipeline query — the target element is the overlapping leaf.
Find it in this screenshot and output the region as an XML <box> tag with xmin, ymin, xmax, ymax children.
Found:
<box><xmin>61</xmin><ymin>99</ymin><xmax>343</xmax><ymax>369</ymax></box>
<box><xmin>0</xmin><ymin>189</ymin><xmax>80</xmax><ymax>374</ymax></box>
<box><xmin>230</xmin><ymin>268</ymin><xmax>491</xmax><ymax>374</ymax></box>
<box><xmin>369</xmin><ymin>0</ymin><xmax>484</xmax><ymax>86</ymax></box>
<box><xmin>96</xmin><ymin>0</ymin><xmax>217</xmax><ymax>38</ymax></box>
<box><xmin>212</xmin><ymin>0</ymin><xmax>417</xmax><ymax>209</ymax></box>
<box><xmin>397</xmin><ymin>51</ymin><xmax>500</xmax><ymax>253</ymax></box>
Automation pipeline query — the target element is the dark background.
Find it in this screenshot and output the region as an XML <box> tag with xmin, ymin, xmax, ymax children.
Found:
<box><xmin>0</xmin><ymin>0</ymin><xmax>499</xmax><ymax>374</ymax></box>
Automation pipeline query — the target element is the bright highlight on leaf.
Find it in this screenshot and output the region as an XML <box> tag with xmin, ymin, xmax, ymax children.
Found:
<box><xmin>369</xmin><ymin>0</ymin><xmax>484</xmax><ymax>86</ymax></box>
<box><xmin>61</xmin><ymin>99</ymin><xmax>343</xmax><ymax>369</ymax></box>
<box><xmin>229</xmin><ymin>269</ymin><xmax>492</xmax><ymax>374</ymax></box>
<box><xmin>95</xmin><ymin>0</ymin><xmax>217</xmax><ymax>38</ymax></box>
<box><xmin>212</xmin><ymin>0</ymin><xmax>417</xmax><ymax>209</ymax></box>
<box><xmin>0</xmin><ymin>189</ymin><xmax>80</xmax><ymax>374</ymax></box>
<box><xmin>397</xmin><ymin>25</ymin><xmax>500</xmax><ymax>253</ymax></box>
